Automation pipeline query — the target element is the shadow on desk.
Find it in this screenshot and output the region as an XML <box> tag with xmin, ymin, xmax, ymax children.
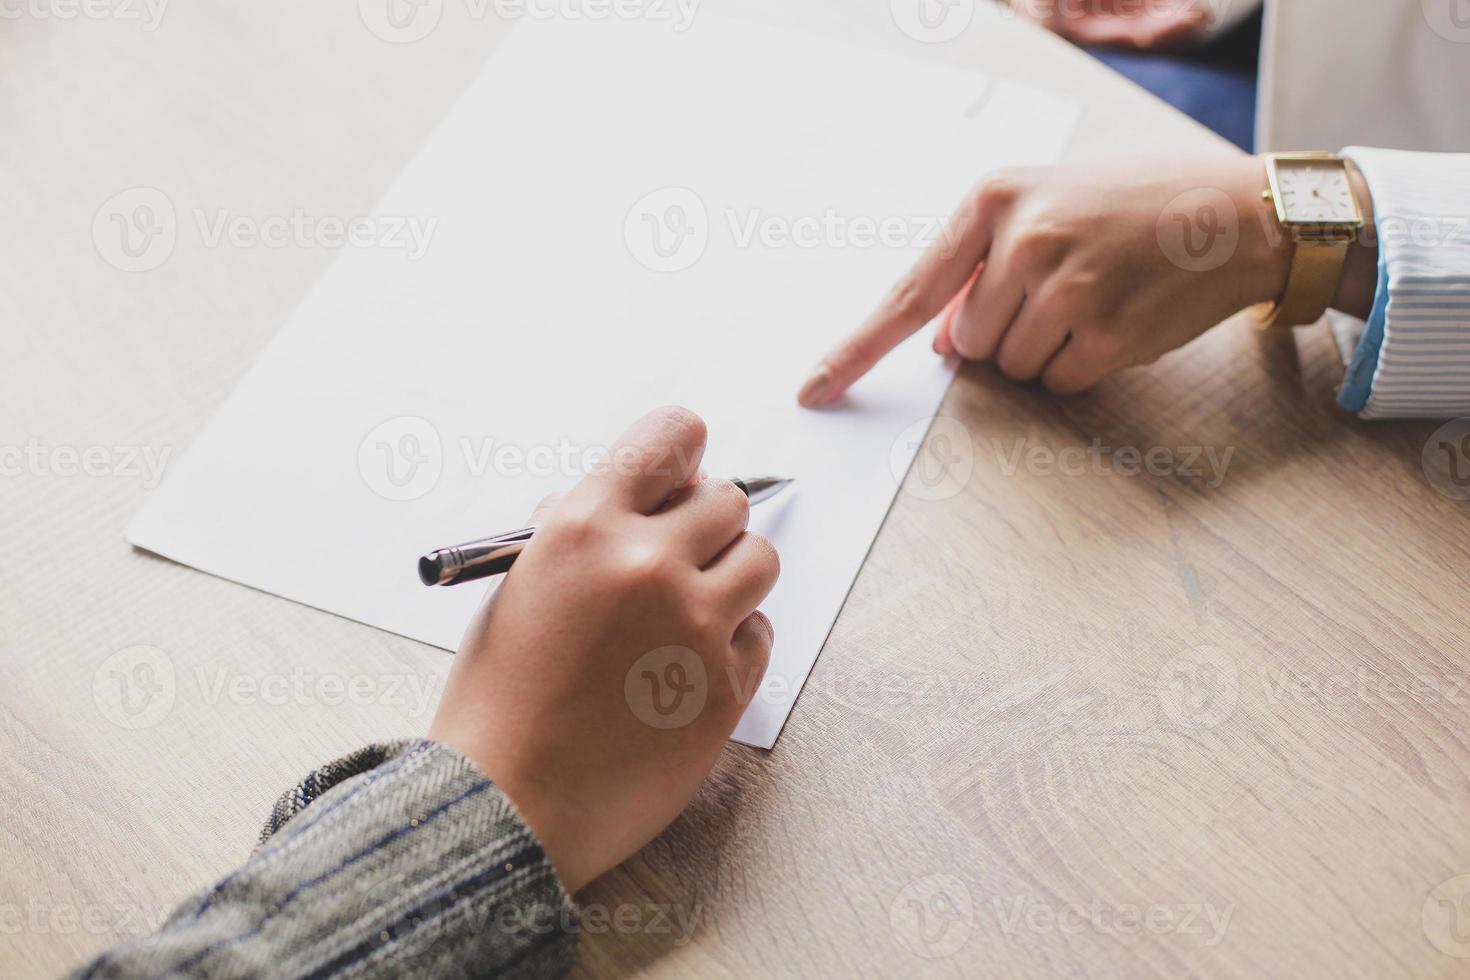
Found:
<box><xmin>965</xmin><ymin>313</ymin><xmax>1448</xmax><ymax>506</ymax></box>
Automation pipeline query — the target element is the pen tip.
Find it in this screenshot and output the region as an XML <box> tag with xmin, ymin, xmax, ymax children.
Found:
<box><xmin>417</xmin><ymin>554</ymin><xmax>443</xmax><ymax>587</ymax></box>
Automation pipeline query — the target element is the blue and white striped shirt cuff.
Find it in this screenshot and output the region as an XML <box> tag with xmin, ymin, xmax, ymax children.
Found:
<box><xmin>1338</xmin><ymin>147</ymin><xmax>1470</xmax><ymax>419</ymax></box>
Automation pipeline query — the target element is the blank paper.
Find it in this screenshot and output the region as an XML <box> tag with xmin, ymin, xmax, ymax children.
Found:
<box><xmin>126</xmin><ymin>15</ymin><xmax>1077</xmax><ymax>747</ymax></box>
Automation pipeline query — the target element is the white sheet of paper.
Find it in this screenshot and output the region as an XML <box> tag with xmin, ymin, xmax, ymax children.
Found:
<box><xmin>126</xmin><ymin>15</ymin><xmax>1077</xmax><ymax>748</ymax></box>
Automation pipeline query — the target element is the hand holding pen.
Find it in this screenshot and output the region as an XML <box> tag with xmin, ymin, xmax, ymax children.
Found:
<box><xmin>426</xmin><ymin>407</ymin><xmax>781</xmax><ymax>892</ymax></box>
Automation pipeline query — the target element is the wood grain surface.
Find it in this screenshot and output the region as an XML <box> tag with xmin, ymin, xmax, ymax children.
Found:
<box><xmin>4</xmin><ymin>2</ymin><xmax>1468</xmax><ymax>977</ymax></box>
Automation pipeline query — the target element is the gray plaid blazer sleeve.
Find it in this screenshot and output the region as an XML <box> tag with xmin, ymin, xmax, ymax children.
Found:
<box><xmin>71</xmin><ymin>740</ymin><xmax>579</xmax><ymax>979</ymax></box>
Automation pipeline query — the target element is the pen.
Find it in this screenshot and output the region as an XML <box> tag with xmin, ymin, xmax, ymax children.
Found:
<box><xmin>418</xmin><ymin>476</ymin><xmax>794</xmax><ymax>587</ymax></box>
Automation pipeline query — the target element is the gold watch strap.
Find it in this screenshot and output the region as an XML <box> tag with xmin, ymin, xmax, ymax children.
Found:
<box><xmin>1259</xmin><ymin>237</ymin><xmax>1350</xmax><ymax>329</ymax></box>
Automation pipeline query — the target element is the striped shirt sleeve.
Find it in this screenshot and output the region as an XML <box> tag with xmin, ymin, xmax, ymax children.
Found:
<box><xmin>1339</xmin><ymin>147</ymin><xmax>1470</xmax><ymax>419</ymax></box>
<box><xmin>72</xmin><ymin>740</ymin><xmax>579</xmax><ymax>980</ymax></box>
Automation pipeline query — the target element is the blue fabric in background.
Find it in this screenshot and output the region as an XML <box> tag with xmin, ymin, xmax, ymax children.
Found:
<box><xmin>1083</xmin><ymin>10</ymin><xmax>1263</xmax><ymax>151</ymax></box>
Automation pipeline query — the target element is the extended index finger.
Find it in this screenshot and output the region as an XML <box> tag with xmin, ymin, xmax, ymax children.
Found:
<box><xmin>796</xmin><ymin>182</ymin><xmax>1004</xmax><ymax>407</ymax></box>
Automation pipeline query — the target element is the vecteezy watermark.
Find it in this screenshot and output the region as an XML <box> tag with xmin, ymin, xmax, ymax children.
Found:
<box><xmin>890</xmin><ymin>0</ymin><xmax>975</xmax><ymax>44</ymax></box>
<box><xmin>891</xmin><ymin>416</ymin><xmax>975</xmax><ymax>502</ymax></box>
<box><xmin>890</xmin><ymin>876</ymin><xmax>1235</xmax><ymax>957</ymax></box>
<box><xmin>1156</xmin><ymin>184</ymin><xmax>1467</xmax><ymax>276</ymax></box>
<box><xmin>0</xmin><ymin>439</ymin><xmax>171</xmax><ymax>488</ymax></box>
<box><xmin>356</xmin><ymin>866</ymin><xmax>701</xmax><ymax>947</ymax></box>
<box><xmin>1422</xmin><ymin>0</ymin><xmax>1470</xmax><ymax>44</ymax></box>
<box><xmin>890</xmin><ymin>874</ymin><xmax>975</xmax><ymax>958</ymax></box>
<box><xmin>891</xmin><ymin>422</ymin><xmax>1238</xmax><ymax>502</ymax></box>
<box><xmin>0</xmin><ymin>0</ymin><xmax>168</xmax><ymax>30</ymax></box>
<box><xmin>1156</xmin><ymin>645</ymin><xmax>1239</xmax><ymax>730</ymax></box>
<box><xmin>1422</xmin><ymin>418</ymin><xmax>1470</xmax><ymax>501</ymax></box>
<box><xmin>0</xmin><ymin>898</ymin><xmax>174</xmax><ymax>937</ymax></box>
<box><xmin>1424</xmin><ymin>873</ymin><xmax>1470</xmax><ymax>958</ymax></box>
<box><xmin>1156</xmin><ymin>187</ymin><xmax>1240</xmax><ymax>273</ymax></box>
<box><xmin>802</xmin><ymin>664</ymin><xmax>978</xmax><ymax>718</ymax></box>
<box><xmin>93</xmin><ymin>647</ymin><xmax>441</xmax><ymax>730</ymax></box>
<box><xmin>357</xmin><ymin>0</ymin><xmax>701</xmax><ymax>43</ymax></box>
<box><xmin>358</xmin><ymin>416</ymin><xmax>445</xmax><ymax>502</ymax></box>
<box><xmin>1372</xmin><ymin>213</ymin><xmax>1470</xmax><ymax>251</ymax></box>
<box><xmin>623</xmin><ymin>187</ymin><xmax>954</xmax><ymax>273</ymax></box>
<box><xmin>193</xmin><ymin>209</ymin><xmax>436</xmax><ymax>259</ymax></box>
<box><xmin>93</xmin><ymin>188</ymin><xmax>177</xmax><ymax>273</ymax></box>
<box><xmin>990</xmin><ymin>437</ymin><xmax>1236</xmax><ymax>488</ymax></box>
<box><xmin>624</xmin><ymin>646</ymin><xmax>707</xmax><ymax>729</ymax></box>
<box><xmin>191</xmin><ymin>666</ymin><xmax>440</xmax><ymax>716</ymax></box>
<box><xmin>355</xmin><ymin>419</ymin><xmax>707</xmax><ymax>501</ymax></box>
<box><xmin>1252</xmin><ymin>207</ymin><xmax>1470</xmax><ymax>255</ymax></box>
<box><xmin>496</xmin><ymin>899</ymin><xmax>701</xmax><ymax>945</ymax></box>
<box><xmin>724</xmin><ymin>209</ymin><xmax>953</xmax><ymax>254</ymax></box>
<box><xmin>624</xmin><ymin>187</ymin><xmax>709</xmax><ymax>273</ymax></box>
<box><xmin>92</xmin><ymin>187</ymin><xmax>438</xmax><ymax>273</ymax></box>
<box><xmin>93</xmin><ymin>645</ymin><xmax>178</xmax><ymax>730</ymax></box>
<box><xmin>1260</xmin><ymin>666</ymin><xmax>1470</xmax><ymax>708</ymax></box>
<box><xmin>357</xmin><ymin>0</ymin><xmax>443</xmax><ymax>43</ymax></box>
<box><xmin>994</xmin><ymin>896</ymin><xmax>1235</xmax><ymax>946</ymax></box>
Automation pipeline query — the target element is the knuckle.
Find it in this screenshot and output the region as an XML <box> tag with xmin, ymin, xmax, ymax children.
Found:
<box><xmin>747</xmin><ymin>532</ymin><xmax>780</xmax><ymax>581</ymax></box>
<box><xmin>885</xmin><ymin>274</ymin><xmax>928</xmax><ymax>322</ymax></box>
<box><xmin>616</xmin><ymin>543</ymin><xmax>680</xmax><ymax>590</ymax></box>
<box><xmin>713</xmin><ymin>478</ymin><xmax>751</xmax><ymax>523</ymax></box>
<box><xmin>1011</xmin><ymin>225</ymin><xmax>1066</xmax><ymax>268</ymax></box>
<box><xmin>548</xmin><ymin>500</ymin><xmax>602</xmax><ymax>545</ymax></box>
<box><xmin>1056</xmin><ymin>268</ymin><xmax>1103</xmax><ymax>299</ymax></box>
<box><xmin>680</xmin><ymin>604</ymin><xmax>724</xmax><ymax>643</ymax></box>
<box><xmin>975</xmin><ymin>171</ymin><xmax>1023</xmax><ymax>210</ymax></box>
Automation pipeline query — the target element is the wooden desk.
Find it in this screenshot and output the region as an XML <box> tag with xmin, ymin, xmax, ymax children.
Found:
<box><xmin>4</xmin><ymin>2</ymin><xmax>1467</xmax><ymax>976</ymax></box>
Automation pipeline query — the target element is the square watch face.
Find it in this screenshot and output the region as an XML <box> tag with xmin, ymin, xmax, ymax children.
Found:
<box><xmin>1275</xmin><ymin>159</ymin><xmax>1358</xmax><ymax>223</ymax></box>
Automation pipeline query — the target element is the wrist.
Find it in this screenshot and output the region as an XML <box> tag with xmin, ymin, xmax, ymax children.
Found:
<box><xmin>1230</xmin><ymin>155</ymin><xmax>1294</xmax><ymax>308</ymax></box>
<box><xmin>1332</xmin><ymin>161</ymin><xmax>1378</xmax><ymax>319</ymax></box>
<box><xmin>1234</xmin><ymin>153</ymin><xmax>1379</xmax><ymax>321</ymax></box>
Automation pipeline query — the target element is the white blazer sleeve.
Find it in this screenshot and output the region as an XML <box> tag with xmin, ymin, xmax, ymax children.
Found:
<box><xmin>1337</xmin><ymin>148</ymin><xmax>1470</xmax><ymax>419</ymax></box>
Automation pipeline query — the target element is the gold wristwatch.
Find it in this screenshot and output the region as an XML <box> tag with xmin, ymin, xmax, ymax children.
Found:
<box><xmin>1256</xmin><ymin>152</ymin><xmax>1365</xmax><ymax>329</ymax></box>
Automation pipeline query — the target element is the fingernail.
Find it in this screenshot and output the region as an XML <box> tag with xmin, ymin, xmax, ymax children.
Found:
<box><xmin>797</xmin><ymin>364</ymin><xmax>832</xmax><ymax>406</ymax></box>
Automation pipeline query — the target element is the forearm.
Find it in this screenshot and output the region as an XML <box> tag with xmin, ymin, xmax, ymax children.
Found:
<box><xmin>73</xmin><ymin>740</ymin><xmax>578</xmax><ymax>980</ymax></box>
